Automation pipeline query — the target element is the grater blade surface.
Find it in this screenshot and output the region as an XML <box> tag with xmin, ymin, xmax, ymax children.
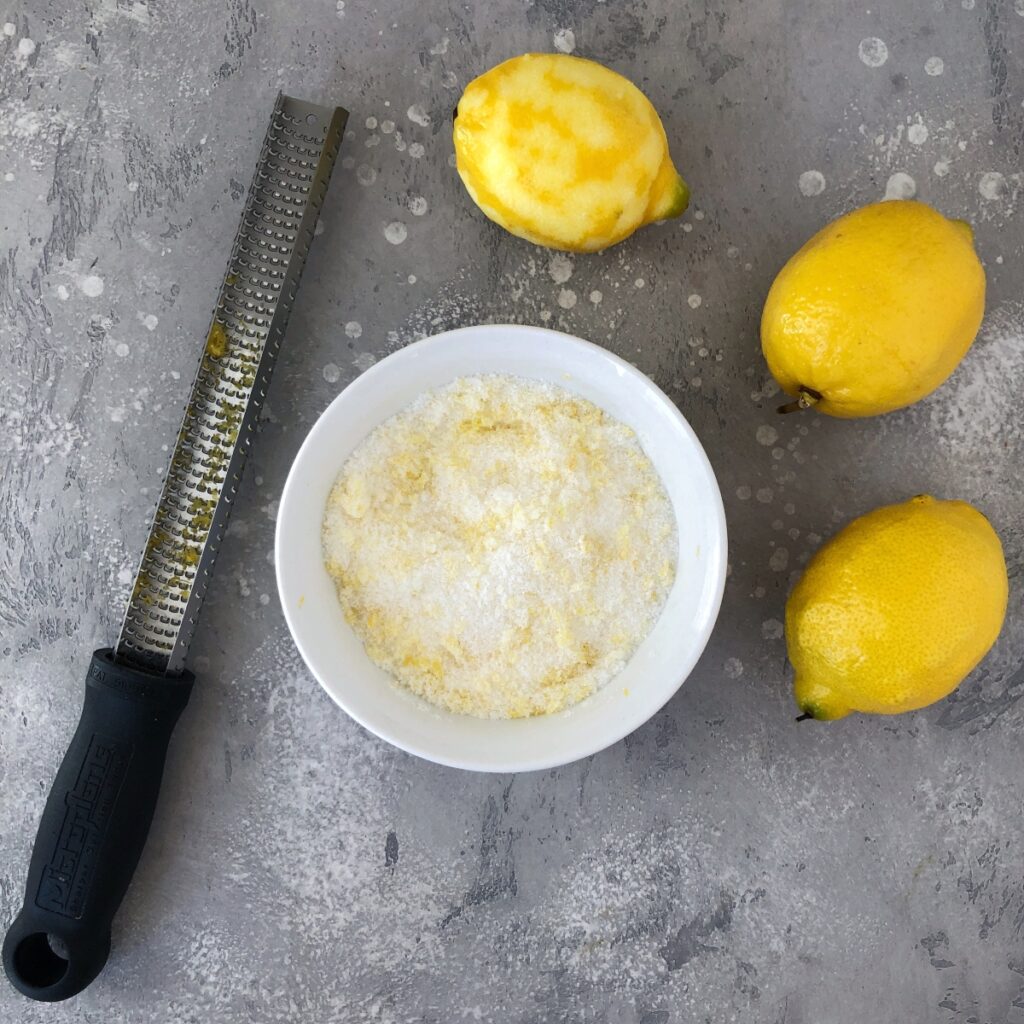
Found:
<box><xmin>116</xmin><ymin>94</ymin><xmax>347</xmax><ymax>674</ymax></box>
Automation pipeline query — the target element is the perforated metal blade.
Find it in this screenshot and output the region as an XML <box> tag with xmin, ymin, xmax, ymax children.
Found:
<box><xmin>116</xmin><ymin>94</ymin><xmax>348</xmax><ymax>674</ymax></box>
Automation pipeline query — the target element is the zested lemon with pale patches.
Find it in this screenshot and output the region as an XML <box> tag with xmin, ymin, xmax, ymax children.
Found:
<box><xmin>787</xmin><ymin>496</ymin><xmax>1008</xmax><ymax>721</ymax></box>
<box><xmin>453</xmin><ymin>53</ymin><xmax>689</xmax><ymax>252</ymax></box>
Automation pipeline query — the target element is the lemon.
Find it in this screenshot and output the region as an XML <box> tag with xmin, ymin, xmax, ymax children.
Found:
<box><xmin>761</xmin><ymin>200</ymin><xmax>985</xmax><ymax>417</ymax></box>
<box><xmin>787</xmin><ymin>496</ymin><xmax>1008</xmax><ymax>720</ymax></box>
<box><xmin>453</xmin><ymin>53</ymin><xmax>689</xmax><ymax>252</ymax></box>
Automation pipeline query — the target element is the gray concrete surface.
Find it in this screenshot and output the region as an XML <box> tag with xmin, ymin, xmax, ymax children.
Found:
<box><xmin>1</xmin><ymin>0</ymin><xmax>1023</xmax><ymax>1020</ymax></box>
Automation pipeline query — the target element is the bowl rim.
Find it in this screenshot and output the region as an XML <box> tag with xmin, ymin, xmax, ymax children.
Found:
<box><xmin>275</xmin><ymin>324</ymin><xmax>728</xmax><ymax>772</ymax></box>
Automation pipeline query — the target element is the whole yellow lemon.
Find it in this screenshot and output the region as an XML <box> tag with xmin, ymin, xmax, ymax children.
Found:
<box><xmin>787</xmin><ymin>496</ymin><xmax>1008</xmax><ymax>720</ymax></box>
<box><xmin>761</xmin><ymin>200</ymin><xmax>985</xmax><ymax>417</ymax></box>
<box><xmin>453</xmin><ymin>53</ymin><xmax>689</xmax><ymax>252</ymax></box>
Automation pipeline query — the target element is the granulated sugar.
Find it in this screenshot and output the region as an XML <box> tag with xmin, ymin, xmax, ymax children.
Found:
<box><xmin>322</xmin><ymin>375</ymin><xmax>677</xmax><ymax>718</ymax></box>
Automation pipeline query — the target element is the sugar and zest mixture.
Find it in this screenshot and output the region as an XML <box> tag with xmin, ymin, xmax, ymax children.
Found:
<box><xmin>322</xmin><ymin>375</ymin><xmax>677</xmax><ymax>719</ymax></box>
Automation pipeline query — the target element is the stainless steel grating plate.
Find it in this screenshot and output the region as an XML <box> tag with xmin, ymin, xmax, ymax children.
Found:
<box><xmin>116</xmin><ymin>94</ymin><xmax>348</xmax><ymax>674</ymax></box>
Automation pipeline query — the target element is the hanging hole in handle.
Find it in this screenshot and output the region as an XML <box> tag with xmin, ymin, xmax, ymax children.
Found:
<box><xmin>11</xmin><ymin>932</ymin><xmax>70</xmax><ymax>988</ymax></box>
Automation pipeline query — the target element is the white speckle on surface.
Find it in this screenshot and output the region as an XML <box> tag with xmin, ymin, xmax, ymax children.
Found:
<box><xmin>553</xmin><ymin>28</ymin><xmax>576</xmax><ymax>53</ymax></box>
<box><xmin>979</xmin><ymin>171</ymin><xmax>1006</xmax><ymax>200</ymax></box>
<box><xmin>934</xmin><ymin>159</ymin><xmax>951</xmax><ymax>177</ymax></box>
<box><xmin>589</xmin><ymin>290</ymin><xmax>602</xmax><ymax>304</ymax></box>
<box><xmin>365</xmin><ymin>116</ymin><xmax>378</xmax><ymax>129</ymax></box>
<box><xmin>139</xmin><ymin>313</ymin><xmax>158</xmax><ymax>331</ymax></box>
<box><xmin>858</xmin><ymin>37</ymin><xmax>888</xmax><ymax>67</ymax></box>
<box><xmin>798</xmin><ymin>170</ymin><xmax>826</xmax><ymax>196</ymax></box>
<box><xmin>961</xmin><ymin>0</ymin><xmax>975</xmax><ymax>8</ymax></box>
<box><xmin>724</xmin><ymin>658</ymin><xmax>744</xmax><ymax>679</ymax></box>
<box><xmin>56</xmin><ymin>285</ymin><xmax>69</xmax><ymax>301</ymax></box>
<box><xmin>694</xmin><ymin>209</ymin><xmax>705</xmax><ymax>221</ymax></box>
<box><xmin>341</xmin><ymin>155</ymin><xmax>356</xmax><ymax>169</ymax></box>
<box><xmin>930</xmin><ymin>302</ymin><xmax>1024</xmax><ymax>468</ymax></box>
<box><xmin>557</xmin><ymin>288</ymin><xmax>577</xmax><ymax>310</ymax></box>
<box><xmin>756</xmin><ymin>487</ymin><xmax>774</xmax><ymax>504</ymax></box>
<box><xmin>364</xmin><ymin>135</ymin><xmax>380</xmax><ymax>148</ymax></box>
<box><xmin>117</xmin><ymin>567</ymin><xmax>133</xmax><ymax>585</ymax></box>
<box><xmin>408</xmin><ymin>142</ymin><xmax>425</xmax><ymax>159</ymax></box>
<box><xmin>407</xmin><ymin>104</ymin><xmax>431</xmax><ymax>127</ymax></box>
<box><xmin>1016</xmin><ymin>0</ymin><xmax>1024</xmax><ymax>14</ymax></box>
<box><xmin>115</xmin><ymin>342</ymin><xmax>130</xmax><ymax>357</ymax></box>
<box><xmin>547</xmin><ymin>253</ymin><xmax>574</xmax><ymax>284</ymax></box>
<box><xmin>925</xmin><ymin>56</ymin><xmax>944</xmax><ymax>75</ymax></box>
<box><xmin>345</xmin><ymin>321</ymin><xmax>363</xmax><ymax>339</ymax></box>
<box><xmin>9</xmin><ymin>110</ymin><xmax>41</xmax><ymax>139</ymax></box>
<box><xmin>884</xmin><ymin>172</ymin><xmax>917</xmax><ymax>199</ymax></box>
<box><xmin>78</xmin><ymin>274</ymin><xmax>104</xmax><ymax>297</ymax></box>
<box><xmin>108</xmin><ymin>406</ymin><xmax>126</xmax><ymax>423</ymax></box>
<box><xmin>408</xmin><ymin>195</ymin><xmax>428</xmax><ymax>216</ymax></box>
<box><xmin>356</xmin><ymin>164</ymin><xmax>377</xmax><ymax>186</ymax></box>
<box><xmin>429</xmin><ymin>36</ymin><xmax>449</xmax><ymax>55</ymax></box>
<box><xmin>769</xmin><ymin>547</ymin><xmax>790</xmax><ymax>572</ymax></box>
<box><xmin>3</xmin><ymin>171</ymin><xmax>13</xmax><ymax>182</ymax></box>
<box><xmin>353</xmin><ymin>351</ymin><xmax>378</xmax><ymax>372</ymax></box>
<box><xmin>314</xmin><ymin>221</ymin><xmax>324</xmax><ymax>236</ymax></box>
<box><xmin>2</xmin><ymin>23</ymin><xmax>15</xmax><ymax>36</ymax></box>
<box><xmin>380</xmin><ymin>119</ymin><xmax>395</xmax><ymax>134</ymax></box>
<box><xmin>761</xmin><ymin>618</ymin><xmax>784</xmax><ymax>640</ymax></box>
<box><xmin>127</xmin><ymin>180</ymin><xmax>139</xmax><ymax>192</ymax></box>
<box><xmin>384</xmin><ymin>221</ymin><xmax>408</xmax><ymax>244</ymax></box>
<box><xmin>634</xmin><ymin>278</ymin><xmax>645</xmax><ymax>289</ymax></box>
<box><xmin>756</xmin><ymin>425</ymin><xmax>779</xmax><ymax>446</ymax></box>
<box><xmin>908</xmin><ymin>122</ymin><xmax>928</xmax><ymax>145</ymax></box>
<box><xmin>736</xmin><ymin>485</ymin><xmax>752</xmax><ymax>500</ymax></box>
<box><xmin>687</xmin><ymin>294</ymin><xmax>702</xmax><ymax>309</ymax></box>
<box><xmin>323</xmin><ymin>362</ymin><xmax>341</xmax><ymax>383</ymax></box>
<box><xmin>259</xmin><ymin>593</ymin><xmax>271</xmax><ymax>606</ymax></box>
<box><xmin>16</xmin><ymin>37</ymin><xmax>36</xmax><ymax>57</ymax></box>
<box><xmin>408</xmin><ymin>274</ymin><xmax>417</xmax><ymax>284</ymax></box>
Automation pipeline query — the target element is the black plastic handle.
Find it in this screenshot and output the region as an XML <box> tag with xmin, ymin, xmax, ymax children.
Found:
<box><xmin>2</xmin><ymin>649</ymin><xmax>194</xmax><ymax>1002</ymax></box>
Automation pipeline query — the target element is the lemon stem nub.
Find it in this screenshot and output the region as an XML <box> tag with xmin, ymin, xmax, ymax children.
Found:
<box><xmin>795</xmin><ymin>712</ymin><xmax>814</xmax><ymax>722</ymax></box>
<box><xmin>777</xmin><ymin>387</ymin><xmax>822</xmax><ymax>415</ymax></box>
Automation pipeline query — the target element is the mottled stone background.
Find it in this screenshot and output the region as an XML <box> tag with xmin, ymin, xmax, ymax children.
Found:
<box><xmin>1</xmin><ymin>1</ymin><xmax>1023</xmax><ymax>1021</ymax></box>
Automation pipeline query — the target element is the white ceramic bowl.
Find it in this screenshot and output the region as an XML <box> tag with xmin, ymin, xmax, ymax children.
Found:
<box><xmin>276</xmin><ymin>325</ymin><xmax>727</xmax><ymax>772</ymax></box>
